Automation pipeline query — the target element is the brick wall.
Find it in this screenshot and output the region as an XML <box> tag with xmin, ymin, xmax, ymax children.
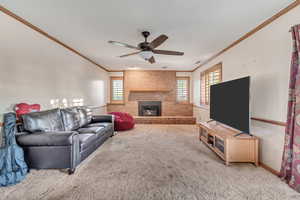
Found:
<box><xmin>107</xmin><ymin>70</ymin><xmax>193</xmax><ymax>116</ymax></box>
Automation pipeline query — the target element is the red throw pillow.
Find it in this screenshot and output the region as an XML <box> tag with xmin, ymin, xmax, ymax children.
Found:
<box><xmin>15</xmin><ymin>103</ymin><xmax>41</xmax><ymax>118</ymax></box>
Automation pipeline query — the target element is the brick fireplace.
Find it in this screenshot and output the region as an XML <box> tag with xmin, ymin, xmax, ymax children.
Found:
<box><xmin>107</xmin><ymin>70</ymin><xmax>193</xmax><ymax>116</ymax></box>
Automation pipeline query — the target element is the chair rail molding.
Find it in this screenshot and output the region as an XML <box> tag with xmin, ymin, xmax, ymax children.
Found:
<box><xmin>251</xmin><ymin>117</ymin><xmax>286</xmax><ymax>127</ymax></box>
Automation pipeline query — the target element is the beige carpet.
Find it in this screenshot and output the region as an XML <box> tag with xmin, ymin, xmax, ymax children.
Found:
<box><xmin>1</xmin><ymin>125</ymin><xmax>299</xmax><ymax>200</ymax></box>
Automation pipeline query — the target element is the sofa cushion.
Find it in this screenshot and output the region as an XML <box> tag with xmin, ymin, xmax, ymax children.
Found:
<box><xmin>65</xmin><ymin>107</ymin><xmax>79</xmax><ymax>113</ymax></box>
<box><xmin>77</xmin><ymin>127</ymin><xmax>104</xmax><ymax>134</ymax></box>
<box><xmin>78</xmin><ymin>133</ymin><xmax>98</xmax><ymax>150</ymax></box>
<box><xmin>91</xmin><ymin>115</ymin><xmax>113</xmax><ymax>123</ymax></box>
<box><xmin>76</xmin><ymin>107</ymin><xmax>91</xmax><ymax>127</ymax></box>
<box><xmin>17</xmin><ymin>131</ymin><xmax>75</xmax><ymax>146</ymax></box>
<box><xmin>86</xmin><ymin>122</ymin><xmax>112</xmax><ymax>130</ymax></box>
<box><xmin>22</xmin><ymin>108</ymin><xmax>64</xmax><ymax>133</ymax></box>
<box><xmin>61</xmin><ymin>109</ymin><xmax>80</xmax><ymax>131</ymax></box>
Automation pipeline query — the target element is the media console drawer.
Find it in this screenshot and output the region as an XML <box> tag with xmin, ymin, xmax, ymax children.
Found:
<box><xmin>198</xmin><ymin>122</ymin><xmax>259</xmax><ymax>166</ymax></box>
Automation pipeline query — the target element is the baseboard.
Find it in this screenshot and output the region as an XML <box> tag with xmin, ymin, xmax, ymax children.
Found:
<box><xmin>259</xmin><ymin>162</ymin><xmax>280</xmax><ymax>177</ymax></box>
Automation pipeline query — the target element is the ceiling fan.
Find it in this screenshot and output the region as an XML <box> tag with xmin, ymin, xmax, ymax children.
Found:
<box><xmin>108</xmin><ymin>31</ymin><xmax>184</xmax><ymax>64</ymax></box>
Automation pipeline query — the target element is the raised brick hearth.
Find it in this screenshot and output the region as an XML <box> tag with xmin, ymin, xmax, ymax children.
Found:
<box><xmin>134</xmin><ymin>116</ymin><xmax>196</xmax><ymax>124</ymax></box>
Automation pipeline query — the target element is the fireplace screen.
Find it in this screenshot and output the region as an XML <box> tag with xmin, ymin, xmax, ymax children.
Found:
<box><xmin>138</xmin><ymin>101</ymin><xmax>161</xmax><ymax>116</ymax></box>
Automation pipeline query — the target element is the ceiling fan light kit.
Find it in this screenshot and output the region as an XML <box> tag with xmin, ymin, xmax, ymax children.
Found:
<box><xmin>139</xmin><ymin>50</ymin><xmax>154</xmax><ymax>60</ymax></box>
<box><xmin>108</xmin><ymin>31</ymin><xmax>184</xmax><ymax>64</ymax></box>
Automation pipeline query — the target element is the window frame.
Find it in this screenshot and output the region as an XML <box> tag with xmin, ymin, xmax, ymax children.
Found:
<box><xmin>200</xmin><ymin>63</ymin><xmax>222</xmax><ymax>105</ymax></box>
<box><xmin>110</xmin><ymin>76</ymin><xmax>124</xmax><ymax>104</ymax></box>
<box><xmin>176</xmin><ymin>76</ymin><xmax>190</xmax><ymax>104</ymax></box>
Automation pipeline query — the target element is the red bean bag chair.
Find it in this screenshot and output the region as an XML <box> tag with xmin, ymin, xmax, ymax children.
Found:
<box><xmin>15</xmin><ymin>103</ymin><xmax>41</xmax><ymax>119</ymax></box>
<box><xmin>108</xmin><ymin>112</ymin><xmax>135</xmax><ymax>131</ymax></box>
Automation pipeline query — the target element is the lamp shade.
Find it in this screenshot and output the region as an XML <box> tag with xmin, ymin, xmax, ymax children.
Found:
<box><xmin>139</xmin><ymin>50</ymin><xmax>153</xmax><ymax>60</ymax></box>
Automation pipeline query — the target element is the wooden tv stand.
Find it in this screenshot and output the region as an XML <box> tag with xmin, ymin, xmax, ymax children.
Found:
<box><xmin>198</xmin><ymin>121</ymin><xmax>259</xmax><ymax>166</ymax></box>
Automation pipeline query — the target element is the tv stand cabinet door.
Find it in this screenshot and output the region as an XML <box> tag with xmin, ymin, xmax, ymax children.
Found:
<box><xmin>227</xmin><ymin>139</ymin><xmax>257</xmax><ymax>164</ymax></box>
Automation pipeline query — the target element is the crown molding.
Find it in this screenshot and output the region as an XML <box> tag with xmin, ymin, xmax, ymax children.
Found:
<box><xmin>108</xmin><ymin>70</ymin><xmax>126</xmax><ymax>72</ymax></box>
<box><xmin>108</xmin><ymin>70</ymin><xmax>193</xmax><ymax>72</ymax></box>
<box><xmin>0</xmin><ymin>5</ymin><xmax>109</xmax><ymax>72</ymax></box>
<box><xmin>3</xmin><ymin>1</ymin><xmax>299</xmax><ymax>74</ymax></box>
<box><xmin>192</xmin><ymin>0</ymin><xmax>300</xmax><ymax>72</ymax></box>
<box><xmin>0</xmin><ymin>5</ymin><xmax>194</xmax><ymax>73</ymax></box>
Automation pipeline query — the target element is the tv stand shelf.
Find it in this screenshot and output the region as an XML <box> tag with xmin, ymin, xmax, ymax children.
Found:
<box><xmin>198</xmin><ymin>121</ymin><xmax>259</xmax><ymax>166</ymax></box>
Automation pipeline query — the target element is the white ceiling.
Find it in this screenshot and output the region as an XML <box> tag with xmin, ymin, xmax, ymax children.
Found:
<box><xmin>0</xmin><ymin>0</ymin><xmax>295</xmax><ymax>71</ymax></box>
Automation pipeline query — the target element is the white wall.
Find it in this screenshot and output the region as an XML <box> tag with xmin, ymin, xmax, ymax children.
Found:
<box><xmin>192</xmin><ymin>5</ymin><xmax>300</xmax><ymax>171</ymax></box>
<box><xmin>0</xmin><ymin>12</ymin><xmax>109</xmax><ymax>141</ymax></box>
<box><xmin>176</xmin><ymin>72</ymin><xmax>192</xmax><ymax>77</ymax></box>
<box><xmin>108</xmin><ymin>72</ymin><xmax>124</xmax><ymax>77</ymax></box>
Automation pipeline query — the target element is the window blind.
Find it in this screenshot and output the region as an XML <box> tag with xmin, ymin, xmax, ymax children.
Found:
<box><xmin>176</xmin><ymin>78</ymin><xmax>189</xmax><ymax>102</ymax></box>
<box><xmin>201</xmin><ymin>64</ymin><xmax>222</xmax><ymax>105</ymax></box>
<box><xmin>111</xmin><ymin>78</ymin><xmax>124</xmax><ymax>102</ymax></box>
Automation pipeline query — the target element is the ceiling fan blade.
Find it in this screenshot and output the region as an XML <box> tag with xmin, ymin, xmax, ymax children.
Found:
<box><xmin>150</xmin><ymin>35</ymin><xmax>168</xmax><ymax>48</ymax></box>
<box><xmin>119</xmin><ymin>51</ymin><xmax>141</xmax><ymax>58</ymax></box>
<box><xmin>148</xmin><ymin>56</ymin><xmax>155</xmax><ymax>64</ymax></box>
<box><xmin>153</xmin><ymin>49</ymin><xmax>184</xmax><ymax>56</ymax></box>
<box><xmin>108</xmin><ymin>41</ymin><xmax>140</xmax><ymax>50</ymax></box>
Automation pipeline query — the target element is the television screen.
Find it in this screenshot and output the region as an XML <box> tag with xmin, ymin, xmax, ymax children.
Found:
<box><xmin>210</xmin><ymin>76</ymin><xmax>250</xmax><ymax>133</ymax></box>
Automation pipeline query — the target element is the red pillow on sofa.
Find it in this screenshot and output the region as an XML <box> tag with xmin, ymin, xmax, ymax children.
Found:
<box><xmin>15</xmin><ymin>103</ymin><xmax>41</xmax><ymax>118</ymax></box>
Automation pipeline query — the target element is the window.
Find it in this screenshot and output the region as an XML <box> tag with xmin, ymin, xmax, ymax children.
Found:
<box><xmin>176</xmin><ymin>77</ymin><xmax>190</xmax><ymax>103</ymax></box>
<box><xmin>110</xmin><ymin>77</ymin><xmax>124</xmax><ymax>103</ymax></box>
<box><xmin>201</xmin><ymin>63</ymin><xmax>222</xmax><ymax>105</ymax></box>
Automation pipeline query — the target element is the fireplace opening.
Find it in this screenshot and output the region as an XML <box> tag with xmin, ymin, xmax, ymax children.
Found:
<box><xmin>138</xmin><ymin>101</ymin><xmax>161</xmax><ymax>116</ymax></box>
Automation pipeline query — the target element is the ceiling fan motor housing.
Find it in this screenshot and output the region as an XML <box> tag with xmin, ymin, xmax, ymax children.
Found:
<box><xmin>139</xmin><ymin>31</ymin><xmax>152</xmax><ymax>50</ymax></box>
<box><xmin>138</xmin><ymin>42</ymin><xmax>151</xmax><ymax>51</ymax></box>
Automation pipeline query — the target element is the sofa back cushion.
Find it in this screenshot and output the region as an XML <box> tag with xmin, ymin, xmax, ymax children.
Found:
<box><xmin>22</xmin><ymin>108</ymin><xmax>64</xmax><ymax>133</ymax></box>
<box><xmin>76</xmin><ymin>107</ymin><xmax>92</xmax><ymax>127</ymax></box>
<box><xmin>61</xmin><ymin>109</ymin><xmax>80</xmax><ymax>131</ymax></box>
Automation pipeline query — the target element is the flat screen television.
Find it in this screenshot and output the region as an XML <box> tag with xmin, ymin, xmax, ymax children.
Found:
<box><xmin>210</xmin><ymin>76</ymin><xmax>250</xmax><ymax>134</ymax></box>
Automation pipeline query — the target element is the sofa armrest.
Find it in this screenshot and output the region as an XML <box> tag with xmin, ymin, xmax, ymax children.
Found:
<box><xmin>15</xmin><ymin>131</ymin><xmax>30</xmax><ymax>137</ymax></box>
<box><xmin>91</xmin><ymin>114</ymin><xmax>114</xmax><ymax>123</ymax></box>
<box><xmin>16</xmin><ymin>131</ymin><xmax>79</xmax><ymax>147</ymax></box>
